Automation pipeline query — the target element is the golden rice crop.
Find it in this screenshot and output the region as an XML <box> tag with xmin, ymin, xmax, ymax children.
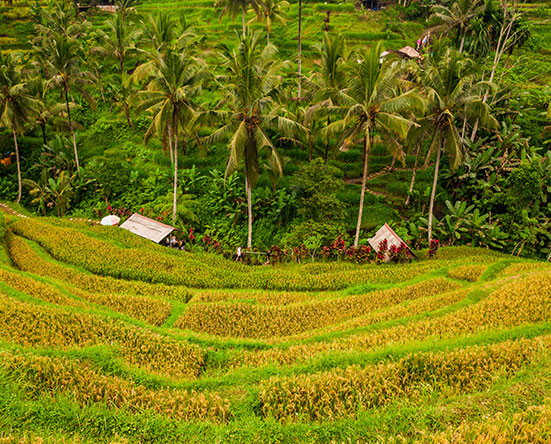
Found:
<box><xmin>176</xmin><ymin>278</ymin><xmax>461</xmax><ymax>338</ymax></box>
<box><xmin>10</xmin><ymin>219</ymin><xmax>464</xmax><ymax>291</ymax></box>
<box><xmin>232</xmin><ymin>270</ymin><xmax>551</xmax><ymax>367</ymax></box>
<box><xmin>498</xmin><ymin>262</ymin><xmax>550</xmax><ymax>278</ymax></box>
<box><xmin>0</xmin><ymin>292</ymin><xmax>204</xmax><ymax>378</ymax></box>
<box><xmin>191</xmin><ymin>289</ymin><xmax>325</xmax><ymax>306</ymax></box>
<box><xmin>259</xmin><ymin>337</ymin><xmax>549</xmax><ymax>421</ymax></box>
<box><xmin>409</xmin><ymin>402</ymin><xmax>551</xmax><ymax>444</ymax></box>
<box><xmin>447</xmin><ymin>264</ymin><xmax>487</xmax><ymax>282</ymax></box>
<box><xmin>0</xmin><ymin>268</ymin><xmax>82</xmax><ymax>307</ymax></box>
<box><xmin>0</xmin><ymin>352</ymin><xmax>230</xmax><ymax>422</ymax></box>
<box><xmin>6</xmin><ymin>231</ymin><xmax>192</xmax><ymax>303</ymax></box>
<box><xmin>263</xmin><ymin>286</ymin><xmax>471</xmax><ymax>346</ymax></box>
<box><xmin>69</xmin><ymin>287</ymin><xmax>172</xmax><ymax>326</ymax></box>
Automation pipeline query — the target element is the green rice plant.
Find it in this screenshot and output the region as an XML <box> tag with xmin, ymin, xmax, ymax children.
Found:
<box><xmin>232</xmin><ymin>269</ymin><xmax>551</xmax><ymax>367</ymax></box>
<box><xmin>176</xmin><ymin>278</ymin><xmax>461</xmax><ymax>338</ymax></box>
<box><xmin>447</xmin><ymin>264</ymin><xmax>487</xmax><ymax>282</ymax></box>
<box><xmin>0</xmin><ymin>292</ymin><xmax>204</xmax><ymax>378</ymax></box>
<box><xmin>6</xmin><ymin>231</ymin><xmax>192</xmax><ymax>303</ymax></box>
<box><xmin>259</xmin><ymin>336</ymin><xmax>549</xmax><ymax>421</ymax></box>
<box><xmin>0</xmin><ymin>352</ymin><xmax>230</xmax><ymax>422</ymax></box>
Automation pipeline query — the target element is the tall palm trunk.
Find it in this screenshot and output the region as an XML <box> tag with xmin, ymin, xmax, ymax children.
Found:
<box><xmin>427</xmin><ymin>143</ymin><xmax>442</xmax><ymax>242</ymax></box>
<box><xmin>245</xmin><ymin>174</ymin><xmax>253</xmax><ymax>249</ymax></box>
<box><xmin>459</xmin><ymin>29</ymin><xmax>466</xmax><ymax>54</ymax></box>
<box><xmin>172</xmin><ymin>113</ymin><xmax>178</xmax><ymax>223</ymax></box>
<box><xmin>167</xmin><ymin>121</ymin><xmax>174</xmax><ymax>164</ymax></box>
<box><xmin>405</xmin><ymin>143</ymin><xmax>421</xmax><ymax>207</ymax></box>
<box><xmin>64</xmin><ymin>87</ymin><xmax>80</xmax><ymax>173</ymax></box>
<box><xmin>242</xmin><ymin>4</ymin><xmax>246</xmax><ymax>39</ymax></box>
<box><xmin>13</xmin><ymin>129</ymin><xmax>22</xmax><ymax>204</ymax></box>
<box><xmin>40</xmin><ymin>122</ymin><xmax>47</xmax><ymax>146</ymax></box>
<box><xmin>354</xmin><ymin>133</ymin><xmax>371</xmax><ymax>248</ymax></box>
<box><xmin>297</xmin><ymin>0</ymin><xmax>302</xmax><ymax>98</ymax></box>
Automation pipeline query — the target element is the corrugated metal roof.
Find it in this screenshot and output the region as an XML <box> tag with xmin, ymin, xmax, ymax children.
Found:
<box><xmin>119</xmin><ymin>213</ymin><xmax>176</xmax><ymax>243</ymax></box>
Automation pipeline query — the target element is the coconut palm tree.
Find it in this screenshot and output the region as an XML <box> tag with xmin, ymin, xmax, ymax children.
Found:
<box><xmin>29</xmin><ymin>78</ymin><xmax>67</xmax><ymax>146</ymax></box>
<box><xmin>327</xmin><ymin>42</ymin><xmax>424</xmax><ymax>248</ymax></box>
<box><xmin>133</xmin><ymin>47</ymin><xmax>207</xmax><ymax>223</ymax></box>
<box><xmin>432</xmin><ymin>0</ymin><xmax>483</xmax><ymax>54</ymax></box>
<box><xmin>36</xmin><ymin>33</ymin><xmax>95</xmax><ymax>173</ymax></box>
<box><xmin>309</xmin><ymin>32</ymin><xmax>347</xmax><ymax>162</ymax></box>
<box><xmin>297</xmin><ymin>0</ymin><xmax>303</xmax><ymax>97</ymax></box>
<box><xmin>250</xmin><ymin>0</ymin><xmax>288</xmax><ymax>45</ymax></box>
<box><xmin>140</xmin><ymin>11</ymin><xmax>178</xmax><ymax>53</ymax></box>
<box><xmin>216</xmin><ymin>0</ymin><xmax>264</xmax><ymax>38</ymax></box>
<box><xmin>0</xmin><ymin>53</ymin><xmax>40</xmax><ymax>203</ymax></box>
<box><xmin>93</xmin><ymin>12</ymin><xmax>141</xmax><ymax>75</ymax></box>
<box><xmin>420</xmin><ymin>49</ymin><xmax>497</xmax><ymax>242</ymax></box>
<box><xmin>206</xmin><ymin>31</ymin><xmax>304</xmax><ymax>248</ymax></box>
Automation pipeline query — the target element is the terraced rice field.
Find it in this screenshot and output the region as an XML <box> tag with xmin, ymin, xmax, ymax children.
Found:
<box><xmin>1</xmin><ymin>210</ymin><xmax>551</xmax><ymax>443</ymax></box>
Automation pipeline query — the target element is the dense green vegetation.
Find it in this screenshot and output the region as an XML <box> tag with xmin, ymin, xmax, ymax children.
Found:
<box><xmin>1</xmin><ymin>208</ymin><xmax>551</xmax><ymax>443</ymax></box>
<box><xmin>0</xmin><ymin>0</ymin><xmax>549</xmax><ymax>258</ymax></box>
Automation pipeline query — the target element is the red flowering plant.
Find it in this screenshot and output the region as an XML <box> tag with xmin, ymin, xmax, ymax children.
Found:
<box><xmin>376</xmin><ymin>238</ymin><xmax>389</xmax><ymax>263</ymax></box>
<box><xmin>428</xmin><ymin>239</ymin><xmax>440</xmax><ymax>258</ymax></box>
<box><xmin>268</xmin><ymin>245</ymin><xmax>284</xmax><ymax>264</ymax></box>
<box><xmin>352</xmin><ymin>244</ymin><xmax>372</xmax><ymax>264</ymax></box>
<box><xmin>332</xmin><ymin>235</ymin><xmax>346</xmax><ymax>260</ymax></box>
<box><xmin>388</xmin><ymin>242</ymin><xmax>411</xmax><ymax>263</ymax></box>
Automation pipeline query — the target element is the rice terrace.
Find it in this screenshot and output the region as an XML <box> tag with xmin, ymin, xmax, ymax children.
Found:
<box><xmin>1</xmin><ymin>0</ymin><xmax>551</xmax><ymax>442</ymax></box>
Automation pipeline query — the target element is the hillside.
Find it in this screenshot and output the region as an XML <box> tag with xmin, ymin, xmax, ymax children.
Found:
<box><xmin>1</xmin><ymin>209</ymin><xmax>551</xmax><ymax>442</ymax></box>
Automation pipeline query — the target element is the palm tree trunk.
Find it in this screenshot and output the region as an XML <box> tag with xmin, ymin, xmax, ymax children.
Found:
<box><xmin>172</xmin><ymin>114</ymin><xmax>178</xmax><ymax>223</ymax></box>
<box><xmin>124</xmin><ymin>106</ymin><xmax>134</xmax><ymax>130</ymax></box>
<box><xmin>427</xmin><ymin>143</ymin><xmax>442</xmax><ymax>243</ymax></box>
<box><xmin>40</xmin><ymin>123</ymin><xmax>47</xmax><ymax>146</ymax></box>
<box><xmin>13</xmin><ymin>129</ymin><xmax>22</xmax><ymax>204</ymax></box>
<box><xmin>242</xmin><ymin>4</ymin><xmax>246</xmax><ymax>39</ymax></box>
<box><xmin>405</xmin><ymin>143</ymin><xmax>421</xmax><ymax>207</ymax></box>
<box><xmin>64</xmin><ymin>88</ymin><xmax>80</xmax><ymax>173</ymax></box>
<box><xmin>354</xmin><ymin>133</ymin><xmax>371</xmax><ymax>248</ymax></box>
<box><xmin>459</xmin><ymin>30</ymin><xmax>466</xmax><ymax>54</ymax></box>
<box><xmin>245</xmin><ymin>174</ymin><xmax>253</xmax><ymax>249</ymax></box>
<box><xmin>297</xmin><ymin>0</ymin><xmax>302</xmax><ymax>98</ymax></box>
<box><xmin>168</xmin><ymin>122</ymin><xmax>174</xmax><ymax>165</ymax></box>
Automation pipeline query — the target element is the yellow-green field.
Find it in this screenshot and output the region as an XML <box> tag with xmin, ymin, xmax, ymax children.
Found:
<box><xmin>1</xmin><ymin>209</ymin><xmax>551</xmax><ymax>443</ymax></box>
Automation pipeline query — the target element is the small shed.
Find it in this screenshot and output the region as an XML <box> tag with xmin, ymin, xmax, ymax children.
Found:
<box><xmin>119</xmin><ymin>213</ymin><xmax>176</xmax><ymax>244</ymax></box>
<box><xmin>368</xmin><ymin>223</ymin><xmax>416</xmax><ymax>262</ymax></box>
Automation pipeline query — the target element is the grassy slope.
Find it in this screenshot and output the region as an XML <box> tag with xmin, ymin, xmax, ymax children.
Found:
<box><xmin>0</xmin><ymin>211</ymin><xmax>550</xmax><ymax>443</ymax></box>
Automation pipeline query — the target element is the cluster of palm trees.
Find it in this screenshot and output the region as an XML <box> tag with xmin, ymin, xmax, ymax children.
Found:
<box><xmin>0</xmin><ymin>0</ymin><xmax>504</xmax><ymax>249</ymax></box>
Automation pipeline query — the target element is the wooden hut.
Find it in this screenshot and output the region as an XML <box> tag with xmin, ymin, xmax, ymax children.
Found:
<box><xmin>120</xmin><ymin>213</ymin><xmax>176</xmax><ymax>244</ymax></box>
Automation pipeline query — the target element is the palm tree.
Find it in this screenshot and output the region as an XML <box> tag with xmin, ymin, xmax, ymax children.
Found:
<box><xmin>432</xmin><ymin>0</ymin><xmax>483</xmax><ymax>54</ymax></box>
<box><xmin>140</xmin><ymin>11</ymin><xmax>178</xmax><ymax>53</ymax></box>
<box><xmin>216</xmin><ymin>0</ymin><xmax>264</xmax><ymax>38</ymax></box>
<box><xmin>93</xmin><ymin>12</ymin><xmax>141</xmax><ymax>75</ymax></box>
<box><xmin>309</xmin><ymin>32</ymin><xmax>347</xmax><ymax>162</ymax></box>
<box><xmin>297</xmin><ymin>0</ymin><xmax>303</xmax><ymax>97</ymax></box>
<box><xmin>0</xmin><ymin>53</ymin><xmax>40</xmax><ymax>203</ymax></box>
<box><xmin>133</xmin><ymin>47</ymin><xmax>207</xmax><ymax>223</ymax></box>
<box><xmin>36</xmin><ymin>34</ymin><xmax>95</xmax><ymax>173</ymax></box>
<box><xmin>328</xmin><ymin>42</ymin><xmax>424</xmax><ymax>248</ymax></box>
<box><xmin>115</xmin><ymin>0</ymin><xmax>137</xmax><ymax>25</ymax></box>
<box><xmin>250</xmin><ymin>0</ymin><xmax>288</xmax><ymax>45</ymax></box>
<box><xmin>420</xmin><ymin>49</ymin><xmax>497</xmax><ymax>242</ymax></box>
<box><xmin>29</xmin><ymin>78</ymin><xmax>66</xmax><ymax>146</ymax></box>
<box><xmin>207</xmin><ymin>31</ymin><xmax>304</xmax><ymax>248</ymax></box>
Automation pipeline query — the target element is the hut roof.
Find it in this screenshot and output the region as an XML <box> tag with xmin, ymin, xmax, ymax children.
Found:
<box><xmin>119</xmin><ymin>213</ymin><xmax>176</xmax><ymax>243</ymax></box>
<box><xmin>397</xmin><ymin>46</ymin><xmax>421</xmax><ymax>59</ymax></box>
<box><xmin>368</xmin><ymin>223</ymin><xmax>416</xmax><ymax>261</ymax></box>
